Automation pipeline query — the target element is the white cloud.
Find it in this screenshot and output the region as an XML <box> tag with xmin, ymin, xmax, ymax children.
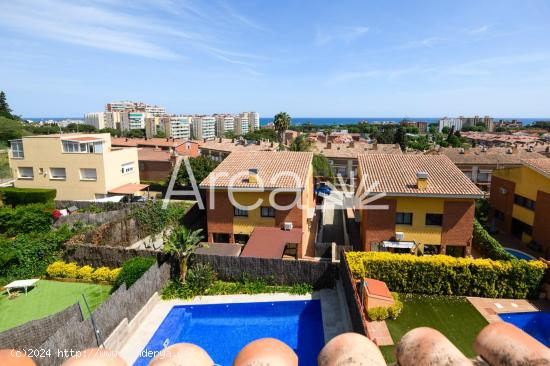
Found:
<box><xmin>468</xmin><ymin>25</ymin><xmax>490</xmax><ymax>35</ymax></box>
<box><xmin>316</xmin><ymin>26</ymin><xmax>369</xmax><ymax>46</ymax></box>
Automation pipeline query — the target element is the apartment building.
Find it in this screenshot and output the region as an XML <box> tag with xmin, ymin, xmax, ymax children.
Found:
<box><xmin>105</xmin><ymin>101</ymin><xmax>166</xmax><ymax>116</ymax></box>
<box><xmin>111</xmin><ymin>137</ymin><xmax>200</xmax><ymax>157</ymax></box>
<box><xmin>234</xmin><ymin>115</ymin><xmax>249</xmax><ymax>135</ymax></box>
<box><xmin>200</xmin><ymin>151</ymin><xmax>315</xmax><ymax>259</ymax></box>
<box><xmin>438</xmin><ymin>117</ymin><xmax>463</xmax><ymax>132</ymax></box>
<box><xmin>490</xmin><ymin>159</ymin><xmax>550</xmax><ymax>256</ymax></box>
<box><xmin>215</xmin><ymin>114</ymin><xmax>235</xmax><ymax>137</ymax></box>
<box><xmin>200</xmin><ymin>138</ymin><xmax>279</xmax><ymax>161</ymax></box>
<box><xmin>357</xmin><ymin>154</ymin><xmax>483</xmax><ymax>257</ymax></box>
<box><xmin>158</xmin><ymin>115</ymin><xmax>191</xmax><ymax>140</ymax></box>
<box><xmin>241</xmin><ymin>112</ymin><xmax>260</xmax><ymax>132</ymax></box>
<box><xmin>84</xmin><ymin>112</ymin><xmax>107</xmax><ymax>130</ymax></box>
<box><xmin>400</xmin><ymin>120</ymin><xmax>428</xmax><ymax>134</ymax></box>
<box><xmin>8</xmin><ymin>133</ymin><xmax>143</xmax><ymax>200</ymax></box>
<box><xmin>121</xmin><ymin>112</ymin><xmax>148</xmax><ymax>131</ymax></box>
<box><xmin>192</xmin><ymin>116</ymin><xmax>216</xmax><ymax>140</ymax></box>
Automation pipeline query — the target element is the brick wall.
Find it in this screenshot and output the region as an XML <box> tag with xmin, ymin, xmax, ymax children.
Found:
<box><xmin>206</xmin><ymin>191</ymin><xmax>234</xmax><ymax>242</ymax></box>
<box><xmin>534</xmin><ymin>190</ymin><xmax>550</xmax><ymax>256</ymax></box>
<box><xmin>360</xmin><ymin>199</ymin><xmax>396</xmax><ymax>251</ymax></box>
<box><xmin>139</xmin><ymin>160</ymin><xmax>173</xmax><ymax>182</ymax></box>
<box><xmin>489</xmin><ymin>176</ymin><xmax>515</xmax><ymax>233</ymax></box>
<box><xmin>441</xmin><ymin>200</ymin><xmax>475</xmax><ymax>255</ymax></box>
<box><xmin>274</xmin><ymin>192</ymin><xmax>304</xmax><ymax>228</ymax></box>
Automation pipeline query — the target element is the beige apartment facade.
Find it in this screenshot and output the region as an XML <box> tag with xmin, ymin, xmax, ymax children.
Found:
<box><xmin>8</xmin><ymin>133</ymin><xmax>141</xmax><ymax>200</ymax></box>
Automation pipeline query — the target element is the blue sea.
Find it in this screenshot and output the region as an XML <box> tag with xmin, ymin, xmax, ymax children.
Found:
<box><xmin>25</xmin><ymin>116</ymin><xmax>550</xmax><ymax>127</ymax></box>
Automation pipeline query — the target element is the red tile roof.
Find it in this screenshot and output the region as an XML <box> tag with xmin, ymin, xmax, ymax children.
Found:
<box><xmin>522</xmin><ymin>158</ymin><xmax>550</xmax><ymax>179</ymax></box>
<box><xmin>358</xmin><ymin>154</ymin><xmax>483</xmax><ymax>198</ymax></box>
<box><xmin>111</xmin><ymin>137</ymin><xmax>199</xmax><ymax>148</ymax></box>
<box><xmin>364</xmin><ymin>278</ymin><xmax>392</xmax><ymax>299</ymax></box>
<box><xmin>137</xmin><ymin>148</ymin><xmax>172</xmax><ymax>162</ymax></box>
<box><xmin>240</xmin><ymin>227</ymin><xmax>302</xmax><ymax>259</ymax></box>
<box><xmin>200</xmin><ymin>151</ymin><xmax>313</xmax><ymax>190</ymax></box>
<box><xmin>108</xmin><ymin>183</ymin><xmax>149</xmax><ymax>194</ymax></box>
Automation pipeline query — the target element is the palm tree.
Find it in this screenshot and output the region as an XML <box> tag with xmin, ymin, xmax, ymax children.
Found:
<box><xmin>288</xmin><ymin>135</ymin><xmax>312</xmax><ymax>152</ymax></box>
<box><xmin>163</xmin><ymin>226</ymin><xmax>204</xmax><ymax>283</ymax></box>
<box><xmin>273</xmin><ymin>112</ymin><xmax>291</xmax><ymax>143</ymax></box>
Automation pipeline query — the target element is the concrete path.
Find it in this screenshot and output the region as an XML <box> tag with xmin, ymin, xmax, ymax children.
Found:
<box><xmin>467</xmin><ymin>297</ymin><xmax>550</xmax><ymax>323</ymax></box>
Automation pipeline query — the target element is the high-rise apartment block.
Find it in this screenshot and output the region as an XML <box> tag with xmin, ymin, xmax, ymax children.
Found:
<box><xmin>215</xmin><ymin>114</ymin><xmax>235</xmax><ymax>137</ymax></box>
<box><xmin>162</xmin><ymin>116</ymin><xmax>191</xmax><ymax>140</ymax></box>
<box><xmin>234</xmin><ymin>115</ymin><xmax>249</xmax><ymax>135</ymax></box>
<box><xmin>192</xmin><ymin>116</ymin><xmax>216</xmax><ymax>141</ymax></box>
<box><xmin>105</xmin><ymin>101</ymin><xmax>166</xmax><ymax>116</ymax></box>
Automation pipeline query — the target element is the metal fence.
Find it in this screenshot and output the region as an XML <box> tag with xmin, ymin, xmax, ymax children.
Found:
<box><xmin>339</xmin><ymin>248</ymin><xmax>369</xmax><ymax>337</ymax></box>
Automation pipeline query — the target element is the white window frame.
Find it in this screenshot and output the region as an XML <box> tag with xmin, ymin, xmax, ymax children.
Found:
<box><xmin>49</xmin><ymin>167</ymin><xmax>67</xmax><ymax>180</ymax></box>
<box><xmin>17</xmin><ymin>167</ymin><xmax>34</xmax><ymax>179</ymax></box>
<box><xmin>10</xmin><ymin>140</ymin><xmax>24</xmax><ymax>159</ymax></box>
<box><xmin>121</xmin><ymin>162</ymin><xmax>134</xmax><ymax>174</ymax></box>
<box><xmin>80</xmin><ymin>168</ymin><xmax>97</xmax><ymax>181</ymax></box>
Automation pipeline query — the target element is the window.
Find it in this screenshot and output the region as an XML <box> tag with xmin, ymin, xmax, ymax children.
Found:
<box><xmin>395</xmin><ymin>212</ymin><xmax>413</xmax><ymax>225</ymax></box>
<box><xmin>514</xmin><ymin>194</ymin><xmax>535</xmax><ymax>211</ymax></box>
<box><xmin>80</xmin><ymin>168</ymin><xmax>97</xmax><ymax>181</ymax></box>
<box><xmin>234</xmin><ymin>207</ymin><xmax>248</xmax><ymax>217</ymax></box>
<box><xmin>261</xmin><ymin>206</ymin><xmax>276</xmax><ymax>217</ymax></box>
<box><xmin>17</xmin><ymin>167</ymin><xmax>33</xmax><ymax>179</ymax></box>
<box><xmin>62</xmin><ymin>141</ymin><xmax>80</xmax><ymax>153</ymax></box>
<box><xmin>62</xmin><ymin>140</ymin><xmax>103</xmax><ymax>153</ymax></box>
<box><xmin>477</xmin><ymin>172</ymin><xmax>490</xmax><ymax>182</ymax></box>
<box><xmin>10</xmin><ymin>140</ymin><xmax>24</xmax><ymax>158</ymax></box>
<box><xmin>425</xmin><ymin>213</ymin><xmax>443</xmax><ymax>226</ymax></box>
<box><xmin>49</xmin><ymin>167</ymin><xmax>66</xmax><ymax>180</ymax></box>
<box><xmin>121</xmin><ymin>162</ymin><xmax>134</xmax><ymax>174</ymax></box>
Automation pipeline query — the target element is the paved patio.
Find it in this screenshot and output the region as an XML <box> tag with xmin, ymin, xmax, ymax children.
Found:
<box><xmin>467</xmin><ymin>297</ymin><xmax>550</xmax><ymax>323</ymax></box>
<box><xmin>367</xmin><ymin>320</ymin><xmax>393</xmax><ymax>346</ymax></box>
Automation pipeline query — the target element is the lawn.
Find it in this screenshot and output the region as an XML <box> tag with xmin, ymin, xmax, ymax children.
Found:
<box><xmin>0</xmin><ymin>280</ymin><xmax>112</xmax><ymax>332</ymax></box>
<box><xmin>380</xmin><ymin>294</ymin><xmax>488</xmax><ymax>363</ymax></box>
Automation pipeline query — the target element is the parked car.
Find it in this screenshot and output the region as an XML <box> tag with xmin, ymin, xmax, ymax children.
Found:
<box><xmin>314</xmin><ymin>182</ymin><xmax>332</xmax><ymax>196</ymax></box>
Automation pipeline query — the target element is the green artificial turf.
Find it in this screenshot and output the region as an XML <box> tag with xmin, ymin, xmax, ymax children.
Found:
<box><xmin>0</xmin><ymin>280</ymin><xmax>111</xmax><ymax>332</ymax></box>
<box><xmin>380</xmin><ymin>294</ymin><xmax>488</xmax><ymax>363</ymax></box>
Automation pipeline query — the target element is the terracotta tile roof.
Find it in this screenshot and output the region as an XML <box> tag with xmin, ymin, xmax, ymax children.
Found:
<box><xmin>435</xmin><ymin>146</ymin><xmax>547</xmax><ymax>166</ymax></box>
<box><xmin>108</xmin><ymin>183</ymin><xmax>149</xmax><ymax>194</ymax></box>
<box><xmin>200</xmin><ymin>151</ymin><xmax>313</xmax><ymax>190</ymax></box>
<box><xmin>200</xmin><ymin>138</ymin><xmax>279</xmax><ymax>153</ymax></box>
<box><xmin>240</xmin><ymin>227</ymin><xmax>302</xmax><ymax>259</ymax></box>
<box><xmin>311</xmin><ymin>142</ymin><xmax>402</xmax><ymax>159</ymax></box>
<box><xmin>522</xmin><ymin>158</ymin><xmax>550</xmax><ymax>179</ymax></box>
<box><xmin>137</xmin><ymin>148</ymin><xmax>172</xmax><ymax>162</ymax></box>
<box><xmin>358</xmin><ymin>154</ymin><xmax>483</xmax><ymax>197</ymax></box>
<box><xmin>364</xmin><ymin>278</ymin><xmax>392</xmax><ymax>299</ymax></box>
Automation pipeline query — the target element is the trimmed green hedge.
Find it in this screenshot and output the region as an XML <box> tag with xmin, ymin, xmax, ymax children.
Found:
<box><xmin>472</xmin><ymin>219</ymin><xmax>515</xmax><ymax>261</ymax></box>
<box><xmin>113</xmin><ymin>257</ymin><xmax>156</xmax><ymax>290</ymax></box>
<box><xmin>346</xmin><ymin>252</ymin><xmax>546</xmax><ymax>299</ymax></box>
<box><xmin>0</xmin><ymin>187</ymin><xmax>56</xmax><ymax>206</ymax></box>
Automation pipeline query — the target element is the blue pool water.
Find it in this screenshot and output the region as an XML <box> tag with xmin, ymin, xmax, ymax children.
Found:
<box><xmin>504</xmin><ymin>248</ymin><xmax>536</xmax><ymax>260</ymax></box>
<box><xmin>499</xmin><ymin>312</ymin><xmax>550</xmax><ymax>347</ymax></box>
<box><xmin>133</xmin><ymin>300</ymin><xmax>325</xmax><ymax>366</ymax></box>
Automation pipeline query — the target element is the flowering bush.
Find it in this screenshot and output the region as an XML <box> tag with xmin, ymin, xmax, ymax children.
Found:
<box><xmin>46</xmin><ymin>261</ymin><xmax>121</xmax><ymax>283</ymax></box>
<box><xmin>346</xmin><ymin>251</ymin><xmax>546</xmax><ymax>299</ymax></box>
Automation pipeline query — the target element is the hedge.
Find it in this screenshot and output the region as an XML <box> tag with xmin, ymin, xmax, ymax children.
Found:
<box><xmin>472</xmin><ymin>219</ymin><xmax>515</xmax><ymax>261</ymax></box>
<box><xmin>46</xmin><ymin>261</ymin><xmax>121</xmax><ymax>282</ymax></box>
<box><xmin>113</xmin><ymin>257</ymin><xmax>156</xmax><ymax>289</ymax></box>
<box><xmin>366</xmin><ymin>292</ymin><xmax>403</xmax><ymax>321</ymax></box>
<box><xmin>346</xmin><ymin>252</ymin><xmax>546</xmax><ymax>299</ymax></box>
<box><xmin>0</xmin><ymin>187</ymin><xmax>56</xmax><ymax>206</ymax></box>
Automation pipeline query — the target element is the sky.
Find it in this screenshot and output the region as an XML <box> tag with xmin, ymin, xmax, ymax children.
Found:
<box><xmin>1</xmin><ymin>0</ymin><xmax>550</xmax><ymax>118</ymax></box>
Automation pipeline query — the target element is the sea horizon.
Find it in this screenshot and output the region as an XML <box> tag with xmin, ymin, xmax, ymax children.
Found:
<box><xmin>23</xmin><ymin>116</ymin><xmax>550</xmax><ymax>127</ymax></box>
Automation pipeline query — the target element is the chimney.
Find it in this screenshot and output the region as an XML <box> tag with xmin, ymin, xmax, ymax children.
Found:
<box><xmin>349</xmin><ymin>141</ymin><xmax>355</xmax><ymax>148</ymax></box>
<box><xmin>256</xmin><ymin>140</ymin><xmax>260</xmax><ymax>145</ymax></box>
<box><xmin>270</xmin><ymin>141</ymin><xmax>274</xmax><ymax>148</ymax></box>
<box><xmin>373</xmin><ymin>142</ymin><xmax>378</xmax><ymax>150</ymax></box>
<box><xmin>203</xmin><ymin>138</ymin><xmax>207</xmax><ymax>143</ymax></box>
<box><xmin>416</xmin><ymin>171</ymin><xmax>429</xmax><ymax>190</ymax></box>
<box><xmin>326</xmin><ymin>141</ymin><xmax>332</xmax><ymax>149</ymax></box>
<box><xmin>248</xmin><ymin>168</ymin><xmax>258</xmax><ymax>184</ymax></box>
<box><xmin>218</xmin><ymin>137</ymin><xmax>222</xmax><ymax>143</ymax></box>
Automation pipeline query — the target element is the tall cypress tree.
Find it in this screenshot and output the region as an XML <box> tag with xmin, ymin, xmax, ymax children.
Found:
<box><xmin>0</xmin><ymin>91</ymin><xmax>13</xmax><ymax>118</ymax></box>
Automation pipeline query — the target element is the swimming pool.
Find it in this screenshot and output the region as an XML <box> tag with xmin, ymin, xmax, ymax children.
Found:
<box><xmin>133</xmin><ymin>300</ymin><xmax>325</xmax><ymax>366</ymax></box>
<box><xmin>504</xmin><ymin>248</ymin><xmax>536</xmax><ymax>260</ymax></box>
<box><xmin>499</xmin><ymin>311</ymin><xmax>550</xmax><ymax>347</ymax></box>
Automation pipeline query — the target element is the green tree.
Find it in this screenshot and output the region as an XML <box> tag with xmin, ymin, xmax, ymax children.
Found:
<box><xmin>312</xmin><ymin>154</ymin><xmax>334</xmax><ymax>180</ymax></box>
<box><xmin>288</xmin><ymin>135</ymin><xmax>312</xmax><ymax>151</ymax></box>
<box><xmin>64</xmin><ymin>123</ymin><xmax>97</xmax><ymax>133</ymax></box>
<box><xmin>155</xmin><ymin>131</ymin><xmax>167</xmax><ymax>138</ymax></box>
<box><xmin>395</xmin><ymin>126</ymin><xmax>408</xmax><ymax>151</ymax></box>
<box><xmin>0</xmin><ymin>91</ymin><xmax>13</xmax><ymax>119</ymax></box>
<box><xmin>99</xmin><ymin>128</ymin><xmax>118</xmax><ymax>136</ymax></box>
<box><xmin>124</xmin><ymin>129</ymin><xmax>145</xmax><ymax>138</ymax></box>
<box><xmin>163</xmin><ymin>226</ymin><xmax>204</xmax><ymax>283</ymax></box>
<box><xmin>176</xmin><ymin>155</ymin><xmax>219</xmax><ymax>186</ymax></box>
<box><xmin>273</xmin><ymin>112</ymin><xmax>291</xmax><ymax>142</ymax></box>
<box><xmin>0</xmin><ymin>117</ymin><xmax>23</xmax><ymax>142</ymax></box>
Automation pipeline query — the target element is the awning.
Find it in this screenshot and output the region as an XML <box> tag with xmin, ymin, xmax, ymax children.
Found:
<box><xmin>108</xmin><ymin>183</ymin><xmax>149</xmax><ymax>195</ymax></box>
<box><xmin>381</xmin><ymin>241</ymin><xmax>415</xmax><ymax>249</ymax></box>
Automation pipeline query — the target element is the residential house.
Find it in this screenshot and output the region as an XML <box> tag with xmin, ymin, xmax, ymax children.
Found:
<box><xmin>357</xmin><ymin>154</ymin><xmax>483</xmax><ymax>256</ymax></box>
<box><xmin>490</xmin><ymin>159</ymin><xmax>550</xmax><ymax>256</ymax></box>
<box><xmin>200</xmin><ymin>138</ymin><xmax>279</xmax><ymax>162</ymax></box>
<box><xmin>111</xmin><ymin>138</ymin><xmax>200</xmax><ymax>157</ymax></box>
<box><xmin>200</xmin><ymin>151</ymin><xmax>315</xmax><ymax>259</ymax></box>
<box><xmin>8</xmin><ymin>133</ymin><xmax>144</xmax><ymax>200</ymax></box>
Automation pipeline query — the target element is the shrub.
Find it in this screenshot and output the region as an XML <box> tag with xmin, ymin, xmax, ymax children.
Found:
<box><xmin>185</xmin><ymin>263</ymin><xmax>217</xmax><ymax>294</ymax></box>
<box><xmin>472</xmin><ymin>219</ymin><xmax>515</xmax><ymax>261</ymax></box>
<box><xmin>46</xmin><ymin>260</ymin><xmax>66</xmax><ymax>278</ymax></box>
<box><xmin>346</xmin><ymin>251</ymin><xmax>546</xmax><ymax>299</ymax></box>
<box><xmin>63</xmin><ymin>263</ymin><xmax>79</xmax><ymax>279</ymax></box>
<box><xmin>108</xmin><ymin>268</ymin><xmax>122</xmax><ymax>282</ymax></box>
<box><xmin>0</xmin><ymin>203</ymin><xmax>53</xmax><ymax>236</ymax></box>
<box><xmin>367</xmin><ymin>307</ymin><xmax>388</xmax><ymax>321</ymax></box>
<box><xmin>77</xmin><ymin>265</ymin><xmax>94</xmax><ymax>281</ymax></box>
<box><xmin>388</xmin><ymin>293</ymin><xmax>404</xmax><ymax>319</ymax></box>
<box><xmin>114</xmin><ymin>257</ymin><xmax>156</xmax><ymax>289</ymax></box>
<box><xmin>91</xmin><ymin>267</ymin><xmax>112</xmax><ymax>282</ymax></box>
<box><xmin>0</xmin><ymin>187</ymin><xmax>56</xmax><ymax>206</ymax></box>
